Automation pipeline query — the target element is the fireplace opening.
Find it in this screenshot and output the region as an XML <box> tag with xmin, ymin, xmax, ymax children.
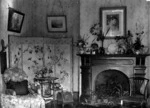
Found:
<box><xmin>95</xmin><ymin>69</ymin><xmax>130</xmax><ymax>99</ymax></box>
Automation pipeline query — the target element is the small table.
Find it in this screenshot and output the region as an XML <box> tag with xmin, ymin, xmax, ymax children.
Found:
<box><xmin>34</xmin><ymin>77</ymin><xmax>58</xmax><ymax>97</ymax></box>
<box><xmin>34</xmin><ymin>77</ymin><xmax>59</xmax><ymax>108</ymax></box>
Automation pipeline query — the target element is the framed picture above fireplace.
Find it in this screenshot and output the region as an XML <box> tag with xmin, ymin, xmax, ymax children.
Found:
<box><xmin>100</xmin><ymin>6</ymin><xmax>126</xmax><ymax>38</ymax></box>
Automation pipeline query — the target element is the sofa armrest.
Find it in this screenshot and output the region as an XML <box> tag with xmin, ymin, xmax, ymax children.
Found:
<box><xmin>5</xmin><ymin>89</ymin><xmax>16</xmax><ymax>95</ymax></box>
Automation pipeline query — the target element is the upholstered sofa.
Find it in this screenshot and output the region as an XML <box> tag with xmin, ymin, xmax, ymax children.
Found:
<box><xmin>1</xmin><ymin>66</ymin><xmax>45</xmax><ymax>108</ymax></box>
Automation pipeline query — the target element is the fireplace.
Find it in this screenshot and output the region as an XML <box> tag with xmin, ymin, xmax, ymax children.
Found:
<box><xmin>95</xmin><ymin>69</ymin><xmax>130</xmax><ymax>99</ymax></box>
<box><xmin>78</xmin><ymin>54</ymin><xmax>149</xmax><ymax>102</ymax></box>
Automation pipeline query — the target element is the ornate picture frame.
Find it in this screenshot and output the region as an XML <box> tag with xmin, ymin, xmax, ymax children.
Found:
<box><xmin>7</xmin><ymin>7</ymin><xmax>25</xmax><ymax>33</ymax></box>
<box><xmin>47</xmin><ymin>15</ymin><xmax>67</xmax><ymax>33</ymax></box>
<box><xmin>100</xmin><ymin>6</ymin><xmax>126</xmax><ymax>38</ymax></box>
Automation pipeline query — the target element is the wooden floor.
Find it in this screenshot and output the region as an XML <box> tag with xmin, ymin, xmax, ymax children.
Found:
<box><xmin>45</xmin><ymin>102</ymin><xmax>148</xmax><ymax>108</ymax></box>
<box><xmin>46</xmin><ymin>104</ymin><xmax>75</xmax><ymax>108</ymax></box>
<box><xmin>46</xmin><ymin>102</ymin><xmax>78</xmax><ymax>108</ymax></box>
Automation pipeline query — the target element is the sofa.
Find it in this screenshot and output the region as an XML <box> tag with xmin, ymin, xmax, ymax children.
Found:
<box><xmin>1</xmin><ymin>66</ymin><xmax>45</xmax><ymax>108</ymax></box>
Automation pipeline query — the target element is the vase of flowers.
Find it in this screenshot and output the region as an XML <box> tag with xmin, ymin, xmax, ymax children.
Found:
<box><xmin>35</xmin><ymin>67</ymin><xmax>53</xmax><ymax>78</ymax></box>
<box><xmin>133</xmin><ymin>31</ymin><xmax>144</xmax><ymax>54</ymax></box>
<box><xmin>125</xmin><ymin>30</ymin><xmax>134</xmax><ymax>54</ymax></box>
<box><xmin>132</xmin><ymin>22</ymin><xmax>145</xmax><ymax>54</ymax></box>
<box><xmin>90</xmin><ymin>23</ymin><xmax>110</xmax><ymax>54</ymax></box>
<box><xmin>76</xmin><ymin>35</ymin><xmax>88</xmax><ymax>54</ymax></box>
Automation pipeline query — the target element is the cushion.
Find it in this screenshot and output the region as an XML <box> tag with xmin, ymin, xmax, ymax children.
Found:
<box><xmin>5</xmin><ymin>89</ymin><xmax>16</xmax><ymax>95</ymax></box>
<box><xmin>6</xmin><ymin>80</ymin><xmax>29</xmax><ymax>95</ymax></box>
<box><xmin>4</xmin><ymin>67</ymin><xmax>28</xmax><ymax>83</ymax></box>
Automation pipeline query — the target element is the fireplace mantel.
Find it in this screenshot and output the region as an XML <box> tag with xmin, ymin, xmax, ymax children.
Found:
<box><xmin>77</xmin><ymin>54</ymin><xmax>150</xmax><ymax>68</ymax></box>
<box><xmin>77</xmin><ymin>54</ymin><xmax>150</xmax><ymax>57</ymax></box>
<box><xmin>77</xmin><ymin>54</ymin><xmax>150</xmax><ymax>98</ymax></box>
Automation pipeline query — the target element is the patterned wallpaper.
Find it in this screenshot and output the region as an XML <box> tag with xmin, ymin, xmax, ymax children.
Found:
<box><xmin>8</xmin><ymin>35</ymin><xmax>73</xmax><ymax>91</ymax></box>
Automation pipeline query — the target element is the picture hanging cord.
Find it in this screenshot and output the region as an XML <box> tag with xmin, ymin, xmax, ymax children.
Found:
<box><xmin>104</xmin><ymin>0</ymin><xmax>109</xmax><ymax>6</ymax></box>
<box><xmin>104</xmin><ymin>0</ymin><xmax>123</xmax><ymax>6</ymax></box>
<box><xmin>50</xmin><ymin>0</ymin><xmax>65</xmax><ymax>15</ymax></box>
<box><xmin>119</xmin><ymin>0</ymin><xmax>123</xmax><ymax>6</ymax></box>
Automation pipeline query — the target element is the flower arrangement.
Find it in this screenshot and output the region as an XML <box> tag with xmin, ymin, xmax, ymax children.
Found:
<box><xmin>76</xmin><ymin>34</ymin><xmax>89</xmax><ymax>54</ymax></box>
<box><xmin>35</xmin><ymin>66</ymin><xmax>53</xmax><ymax>78</ymax></box>
<box><xmin>133</xmin><ymin>22</ymin><xmax>145</xmax><ymax>54</ymax></box>
<box><xmin>114</xmin><ymin>30</ymin><xmax>134</xmax><ymax>54</ymax></box>
<box><xmin>90</xmin><ymin>23</ymin><xmax>104</xmax><ymax>41</ymax></box>
<box><xmin>76</xmin><ymin>34</ymin><xmax>89</xmax><ymax>48</ymax></box>
<box><xmin>90</xmin><ymin>23</ymin><xmax>110</xmax><ymax>54</ymax></box>
<box><xmin>90</xmin><ymin>23</ymin><xmax>101</xmax><ymax>36</ymax></box>
<box><xmin>133</xmin><ymin>36</ymin><xmax>144</xmax><ymax>51</ymax></box>
<box><xmin>76</xmin><ymin>39</ymin><xmax>86</xmax><ymax>48</ymax></box>
<box><xmin>133</xmin><ymin>31</ymin><xmax>144</xmax><ymax>51</ymax></box>
<box><xmin>90</xmin><ymin>23</ymin><xmax>110</xmax><ymax>41</ymax></box>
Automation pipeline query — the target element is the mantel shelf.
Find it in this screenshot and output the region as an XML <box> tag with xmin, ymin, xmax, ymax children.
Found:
<box><xmin>77</xmin><ymin>54</ymin><xmax>150</xmax><ymax>58</ymax></box>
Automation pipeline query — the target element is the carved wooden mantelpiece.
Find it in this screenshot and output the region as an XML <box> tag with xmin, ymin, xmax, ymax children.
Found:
<box><xmin>77</xmin><ymin>54</ymin><xmax>150</xmax><ymax>98</ymax></box>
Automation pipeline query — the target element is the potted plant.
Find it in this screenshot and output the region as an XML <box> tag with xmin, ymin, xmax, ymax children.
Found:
<box><xmin>133</xmin><ymin>31</ymin><xmax>144</xmax><ymax>54</ymax></box>
<box><xmin>76</xmin><ymin>35</ymin><xmax>89</xmax><ymax>54</ymax></box>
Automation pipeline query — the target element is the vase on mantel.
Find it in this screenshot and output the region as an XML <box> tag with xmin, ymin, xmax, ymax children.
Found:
<box><xmin>99</xmin><ymin>37</ymin><xmax>105</xmax><ymax>54</ymax></box>
<box><xmin>133</xmin><ymin>37</ymin><xmax>144</xmax><ymax>55</ymax></box>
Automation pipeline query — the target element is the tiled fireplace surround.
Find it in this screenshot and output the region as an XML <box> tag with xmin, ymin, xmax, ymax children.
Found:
<box><xmin>79</xmin><ymin>54</ymin><xmax>148</xmax><ymax>102</ymax></box>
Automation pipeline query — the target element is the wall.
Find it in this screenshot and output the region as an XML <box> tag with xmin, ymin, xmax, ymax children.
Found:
<box><xmin>80</xmin><ymin>0</ymin><xmax>149</xmax><ymax>46</ymax></box>
<box><xmin>80</xmin><ymin>0</ymin><xmax>150</xmax><ymax>94</ymax></box>
<box><xmin>0</xmin><ymin>0</ymin><xmax>80</xmax><ymax>98</ymax></box>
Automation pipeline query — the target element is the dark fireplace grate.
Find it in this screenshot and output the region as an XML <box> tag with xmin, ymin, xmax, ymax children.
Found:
<box><xmin>95</xmin><ymin>69</ymin><xmax>130</xmax><ymax>99</ymax></box>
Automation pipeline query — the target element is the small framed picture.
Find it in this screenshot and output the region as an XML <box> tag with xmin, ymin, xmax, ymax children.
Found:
<box><xmin>47</xmin><ymin>15</ymin><xmax>67</xmax><ymax>32</ymax></box>
<box><xmin>100</xmin><ymin>6</ymin><xmax>126</xmax><ymax>38</ymax></box>
<box><xmin>7</xmin><ymin>7</ymin><xmax>25</xmax><ymax>33</ymax></box>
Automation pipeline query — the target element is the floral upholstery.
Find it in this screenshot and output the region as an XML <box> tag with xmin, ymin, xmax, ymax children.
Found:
<box><xmin>1</xmin><ymin>94</ymin><xmax>45</xmax><ymax>108</ymax></box>
<box><xmin>3</xmin><ymin>67</ymin><xmax>28</xmax><ymax>83</ymax></box>
<box><xmin>1</xmin><ymin>67</ymin><xmax>45</xmax><ymax>108</ymax></box>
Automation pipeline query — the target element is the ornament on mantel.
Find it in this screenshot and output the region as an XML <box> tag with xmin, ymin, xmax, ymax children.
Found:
<box><xmin>76</xmin><ymin>34</ymin><xmax>89</xmax><ymax>54</ymax></box>
<box><xmin>133</xmin><ymin>22</ymin><xmax>145</xmax><ymax>54</ymax></box>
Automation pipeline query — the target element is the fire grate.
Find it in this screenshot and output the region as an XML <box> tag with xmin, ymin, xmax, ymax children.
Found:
<box><xmin>95</xmin><ymin>69</ymin><xmax>130</xmax><ymax>99</ymax></box>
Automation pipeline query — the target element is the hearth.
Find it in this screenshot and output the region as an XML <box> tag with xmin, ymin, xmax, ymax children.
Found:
<box><xmin>95</xmin><ymin>69</ymin><xmax>129</xmax><ymax>99</ymax></box>
<box><xmin>78</xmin><ymin>54</ymin><xmax>149</xmax><ymax>103</ymax></box>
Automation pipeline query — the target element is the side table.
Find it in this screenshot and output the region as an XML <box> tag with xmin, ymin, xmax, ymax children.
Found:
<box><xmin>34</xmin><ymin>77</ymin><xmax>59</xmax><ymax>108</ymax></box>
<box><xmin>34</xmin><ymin>77</ymin><xmax>58</xmax><ymax>97</ymax></box>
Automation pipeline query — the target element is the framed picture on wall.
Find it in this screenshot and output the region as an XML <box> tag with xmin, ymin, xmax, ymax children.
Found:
<box><xmin>47</xmin><ymin>15</ymin><xmax>67</xmax><ymax>32</ymax></box>
<box><xmin>100</xmin><ymin>6</ymin><xmax>126</xmax><ymax>38</ymax></box>
<box><xmin>7</xmin><ymin>7</ymin><xmax>25</xmax><ymax>33</ymax></box>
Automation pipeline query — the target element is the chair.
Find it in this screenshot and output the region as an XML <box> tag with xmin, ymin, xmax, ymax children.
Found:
<box><xmin>121</xmin><ymin>77</ymin><xmax>149</xmax><ymax>108</ymax></box>
<box><xmin>1</xmin><ymin>67</ymin><xmax>45</xmax><ymax>108</ymax></box>
<box><xmin>57</xmin><ymin>90</ymin><xmax>74</xmax><ymax>108</ymax></box>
